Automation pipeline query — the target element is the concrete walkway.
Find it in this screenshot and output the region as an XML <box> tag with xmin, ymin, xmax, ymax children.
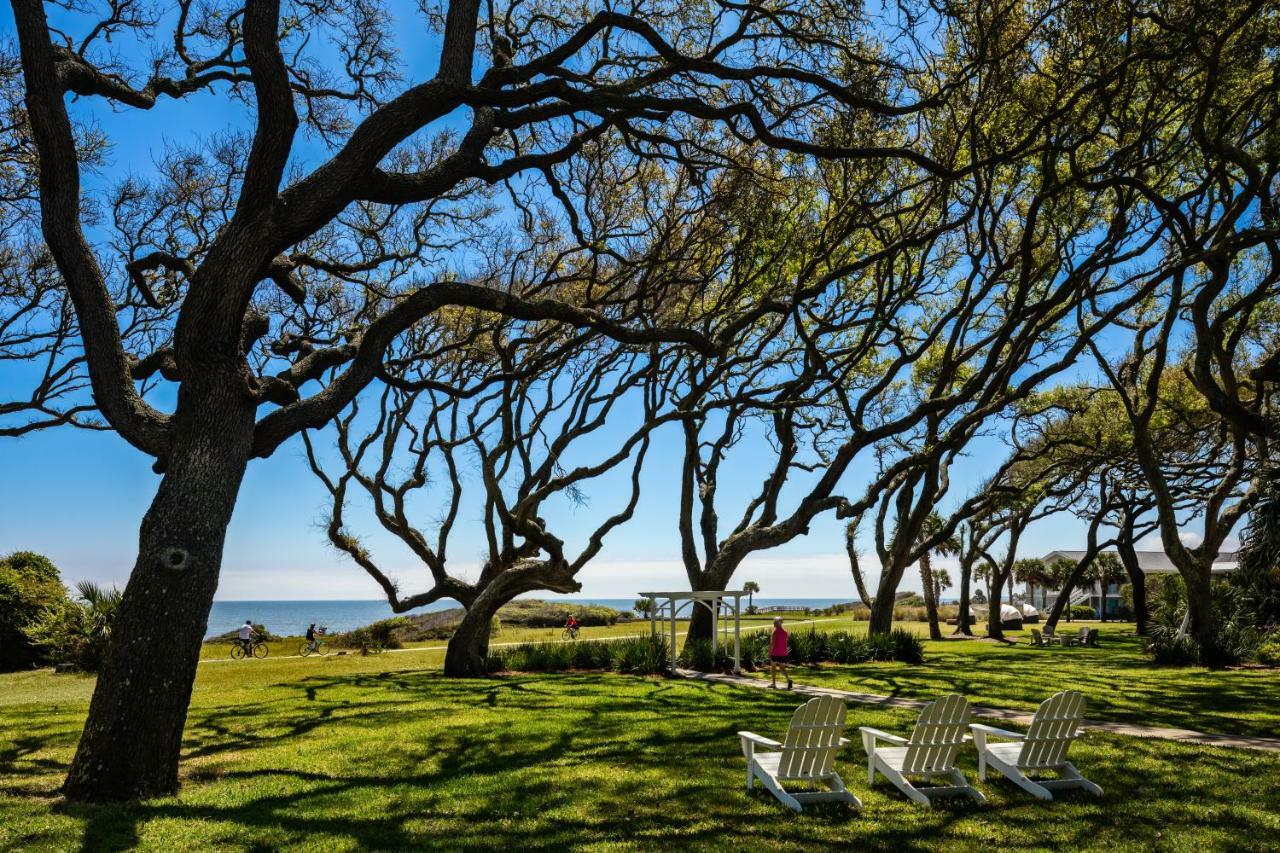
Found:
<box><xmin>676</xmin><ymin>669</ymin><xmax>1280</xmax><ymax>753</ymax></box>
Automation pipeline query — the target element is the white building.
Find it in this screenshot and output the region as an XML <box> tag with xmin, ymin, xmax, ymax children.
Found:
<box><xmin>1028</xmin><ymin>550</ymin><xmax>1238</xmax><ymax>618</ymax></box>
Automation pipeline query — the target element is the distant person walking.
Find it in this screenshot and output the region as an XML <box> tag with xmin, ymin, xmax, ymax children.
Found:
<box><xmin>769</xmin><ymin>617</ymin><xmax>792</xmax><ymax>690</ymax></box>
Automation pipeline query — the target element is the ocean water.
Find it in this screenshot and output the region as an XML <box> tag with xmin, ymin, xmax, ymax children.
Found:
<box><xmin>206</xmin><ymin>597</ymin><xmax>853</xmax><ymax>638</ymax></box>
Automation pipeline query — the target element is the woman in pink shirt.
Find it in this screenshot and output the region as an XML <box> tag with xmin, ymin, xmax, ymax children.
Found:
<box><xmin>769</xmin><ymin>617</ymin><xmax>792</xmax><ymax>689</ymax></box>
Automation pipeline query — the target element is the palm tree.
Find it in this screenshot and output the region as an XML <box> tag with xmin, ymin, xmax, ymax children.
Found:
<box><xmin>1012</xmin><ymin>559</ymin><xmax>1051</xmax><ymax>609</ymax></box>
<box><xmin>743</xmin><ymin>581</ymin><xmax>760</xmax><ymax>613</ymax></box>
<box><xmin>916</xmin><ymin>512</ymin><xmax>960</xmax><ymax>641</ymax></box>
<box><xmin>932</xmin><ymin>569</ymin><xmax>953</xmax><ymax>604</ymax></box>
<box><xmin>1091</xmin><ymin>553</ymin><xmax>1124</xmax><ymax>622</ymax></box>
<box><xmin>74</xmin><ymin>581</ymin><xmax>123</xmax><ymax>643</ymax></box>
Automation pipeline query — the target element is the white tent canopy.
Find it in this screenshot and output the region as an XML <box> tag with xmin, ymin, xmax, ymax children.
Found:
<box><xmin>639</xmin><ymin>590</ymin><xmax>746</xmax><ymax>674</ymax></box>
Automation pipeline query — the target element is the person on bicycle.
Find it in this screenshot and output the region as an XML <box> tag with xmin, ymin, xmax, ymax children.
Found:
<box><xmin>238</xmin><ymin>620</ymin><xmax>258</xmax><ymax>652</ymax></box>
<box><xmin>564</xmin><ymin>614</ymin><xmax>579</xmax><ymax>638</ymax></box>
<box><xmin>305</xmin><ymin>623</ymin><xmax>321</xmax><ymax>653</ymax></box>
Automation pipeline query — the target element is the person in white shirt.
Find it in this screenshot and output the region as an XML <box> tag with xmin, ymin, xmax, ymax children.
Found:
<box><xmin>237</xmin><ymin>620</ymin><xmax>258</xmax><ymax>651</ymax></box>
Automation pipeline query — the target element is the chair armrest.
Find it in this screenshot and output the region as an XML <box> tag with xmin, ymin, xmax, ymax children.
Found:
<box><xmin>738</xmin><ymin>731</ymin><xmax>782</xmax><ymax>750</ymax></box>
<box><xmin>838</xmin><ymin>737</ymin><xmax>852</xmax><ymax>747</ymax></box>
<box><xmin>858</xmin><ymin>726</ymin><xmax>908</xmax><ymax>753</ymax></box>
<box><xmin>970</xmin><ymin>722</ymin><xmax>1024</xmax><ymax>752</ymax></box>
<box><xmin>969</xmin><ymin>723</ymin><xmax>1024</xmax><ymax>738</ymax></box>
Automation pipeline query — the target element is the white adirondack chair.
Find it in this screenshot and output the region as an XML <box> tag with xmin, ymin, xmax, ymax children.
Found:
<box><xmin>970</xmin><ymin>690</ymin><xmax>1102</xmax><ymax>801</ymax></box>
<box><xmin>859</xmin><ymin>694</ymin><xmax>985</xmax><ymax>806</ymax></box>
<box><xmin>738</xmin><ymin>695</ymin><xmax>861</xmax><ymax>812</ymax></box>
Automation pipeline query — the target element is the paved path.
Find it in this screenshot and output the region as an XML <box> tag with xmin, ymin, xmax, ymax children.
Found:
<box><xmin>676</xmin><ymin>669</ymin><xmax>1280</xmax><ymax>753</ymax></box>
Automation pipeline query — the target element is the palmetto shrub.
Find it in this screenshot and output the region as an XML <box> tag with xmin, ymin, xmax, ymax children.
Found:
<box><xmin>1256</xmin><ymin>631</ymin><xmax>1280</xmax><ymax>666</ymax></box>
<box><xmin>678</xmin><ymin>637</ymin><xmax>735</xmax><ymax>671</ymax></box>
<box><xmin>487</xmin><ymin>628</ymin><xmax>924</xmax><ymax>675</ymax></box>
<box><xmin>488</xmin><ymin>635</ymin><xmax>668</xmax><ymax>675</ymax></box>
<box><xmin>888</xmin><ymin>628</ymin><xmax>926</xmax><ymax>664</ymax></box>
<box><xmin>764</xmin><ymin>628</ymin><xmax>923</xmax><ymax>667</ymax></box>
<box><xmin>611</xmin><ymin>635</ymin><xmax>670</xmax><ymax>674</ymax></box>
<box><xmin>1147</xmin><ymin>580</ymin><xmax>1262</xmax><ymax>667</ymax></box>
<box><xmin>23</xmin><ymin>581</ymin><xmax>122</xmax><ymax>672</ymax></box>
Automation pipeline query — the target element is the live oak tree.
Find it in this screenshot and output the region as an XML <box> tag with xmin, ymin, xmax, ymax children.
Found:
<box><xmin>306</xmin><ymin>326</ymin><xmax>677</xmax><ymax>677</ymax></box>
<box><xmin>669</xmin><ymin>0</ymin><xmax>1251</xmax><ymax>638</ymax></box>
<box><xmin>952</xmin><ymin>515</ymin><xmax>1007</xmax><ymax>636</ymax></box>
<box><xmin>1089</xmin><ymin>349</ymin><xmax>1262</xmax><ymax>649</ymax></box>
<box><xmin>1075</xmin><ymin>0</ymin><xmax>1280</xmax><ymax>643</ymax></box>
<box><xmin>8</xmin><ymin>0</ymin><xmax>1001</xmax><ymax>800</ymax></box>
<box><xmin>1010</xmin><ymin>388</ymin><xmax>1149</xmax><ymax>632</ymax></box>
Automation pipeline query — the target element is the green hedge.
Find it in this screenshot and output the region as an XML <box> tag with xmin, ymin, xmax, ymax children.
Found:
<box><xmin>681</xmin><ymin>627</ymin><xmax>925</xmax><ymax>672</ymax></box>
<box><xmin>486</xmin><ymin>634</ymin><xmax>668</xmax><ymax>674</ymax></box>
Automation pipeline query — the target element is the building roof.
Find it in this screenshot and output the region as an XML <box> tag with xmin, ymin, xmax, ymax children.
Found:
<box><xmin>1039</xmin><ymin>550</ymin><xmax>1238</xmax><ymax>574</ymax></box>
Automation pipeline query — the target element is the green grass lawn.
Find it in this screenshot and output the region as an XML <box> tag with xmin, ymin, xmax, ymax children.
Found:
<box><xmin>3</xmin><ymin>630</ymin><xmax>1280</xmax><ymax>851</ymax></box>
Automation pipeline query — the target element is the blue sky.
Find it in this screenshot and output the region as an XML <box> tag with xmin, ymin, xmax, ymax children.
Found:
<box><xmin>0</xmin><ymin>2</ymin><xmax>1182</xmax><ymax>603</ymax></box>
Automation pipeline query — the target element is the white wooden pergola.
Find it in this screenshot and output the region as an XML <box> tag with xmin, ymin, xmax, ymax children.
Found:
<box><xmin>639</xmin><ymin>589</ymin><xmax>747</xmax><ymax>674</ymax></box>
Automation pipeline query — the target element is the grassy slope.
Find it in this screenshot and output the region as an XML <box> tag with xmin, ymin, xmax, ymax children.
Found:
<box><xmin>196</xmin><ymin>613</ymin><xmax>798</xmax><ymax>661</ymax></box>
<box><xmin>3</xmin><ymin>630</ymin><xmax>1280</xmax><ymax>851</ymax></box>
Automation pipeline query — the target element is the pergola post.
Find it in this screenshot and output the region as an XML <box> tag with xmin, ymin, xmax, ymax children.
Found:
<box><xmin>669</xmin><ymin>600</ymin><xmax>678</xmax><ymax>671</ymax></box>
<box><xmin>711</xmin><ymin>599</ymin><xmax>718</xmax><ymax>657</ymax></box>
<box><xmin>733</xmin><ymin>596</ymin><xmax>741</xmax><ymax>674</ymax></box>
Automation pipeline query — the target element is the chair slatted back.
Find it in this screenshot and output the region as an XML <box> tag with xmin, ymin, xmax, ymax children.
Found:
<box><xmin>776</xmin><ymin>696</ymin><xmax>847</xmax><ymax>779</ymax></box>
<box><xmin>1087</xmin><ymin>629</ymin><xmax>1100</xmax><ymax>646</ymax></box>
<box><xmin>1018</xmin><ymin>690</ymin><xmax>1086</xmax><ymax>769</ymax></box>
<box><xmin>1030</xmin><ymin>629</ymin><xmax>1043</xmax><ymax>646</ymax></box>
<box><xmin>900</xmin><ymin>694</ymin><xmax>970</xmax><ymax>774</ymax></box>
<box><xmin>1077</xmin><ymin>627</ymin><xmax>1090</xmax><ymax>643</ymax></box>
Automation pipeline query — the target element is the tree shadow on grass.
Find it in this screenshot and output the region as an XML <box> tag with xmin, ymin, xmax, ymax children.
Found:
<box><xmin>8</xmin><ymin>670</ymin><xmax>1280</xmax><ymax>851</ymax></box>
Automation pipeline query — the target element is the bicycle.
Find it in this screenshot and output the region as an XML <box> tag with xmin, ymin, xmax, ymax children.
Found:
<box><xmin>229</xmin><ymin>639</ymin><xmax>269</xmax><ymax>660</ymax></box>
<box><xmin>298</xmin><ymin>638</ymin><xmax>328</xmax><ymax>657</ymax></box>
<box><xmin>561</xmin><ymin>626</ymin><xmax>580</xmax><ymax>641</ymax></box>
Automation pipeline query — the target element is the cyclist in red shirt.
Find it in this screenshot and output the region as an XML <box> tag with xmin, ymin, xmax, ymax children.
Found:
<box><xmin>769</xmin><ymin>617</ymin><xmax>792</xmax><ymax>689</ymax></box>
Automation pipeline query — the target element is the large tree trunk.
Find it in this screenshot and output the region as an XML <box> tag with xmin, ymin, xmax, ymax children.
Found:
<box><xmin>1184</xmin><ymin>571</ymin><xmax>1214</xmax><ymax>649</ymax></box>
<box><xmin>919</xmin><ymin>553</ymin><xmax>943</xmax><ymax>640</ymax></box>
<box><xmin>1117</xmin><ymin>541</ymin><xmax>1148</xmax><ymax>634</ymax></box>
<box><xmin>443</xmin><ymin>564</ymin><xmax>580</xmax><ymax>676</ymax></box>
<box><xmin>953</xmin><ymin>557</ymin><xmax>974</xmax><ymax>636</ymax></box>
<box><xmin>63</xmin><ymin>390</ymin><xmax>253</xmax><ymax>802</ymax></box>
<box><xmin>987</xmin><ymin>568</ymin><xmax>1007</xmax><ymax>641</ymax></box>
<box><xmin>683</xmin><ymin>560</ymin><xmax>737</xmax><ymax>644</ymax></box>
<box><xmin>868</xmin><ymin>558</ymin><xmax>911</xmax><ymax>636</ymax></box>
<box><xmin>444</xmin><ymin>595</ymin><xmax>505</xmax><ymax>677</ymax></box>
